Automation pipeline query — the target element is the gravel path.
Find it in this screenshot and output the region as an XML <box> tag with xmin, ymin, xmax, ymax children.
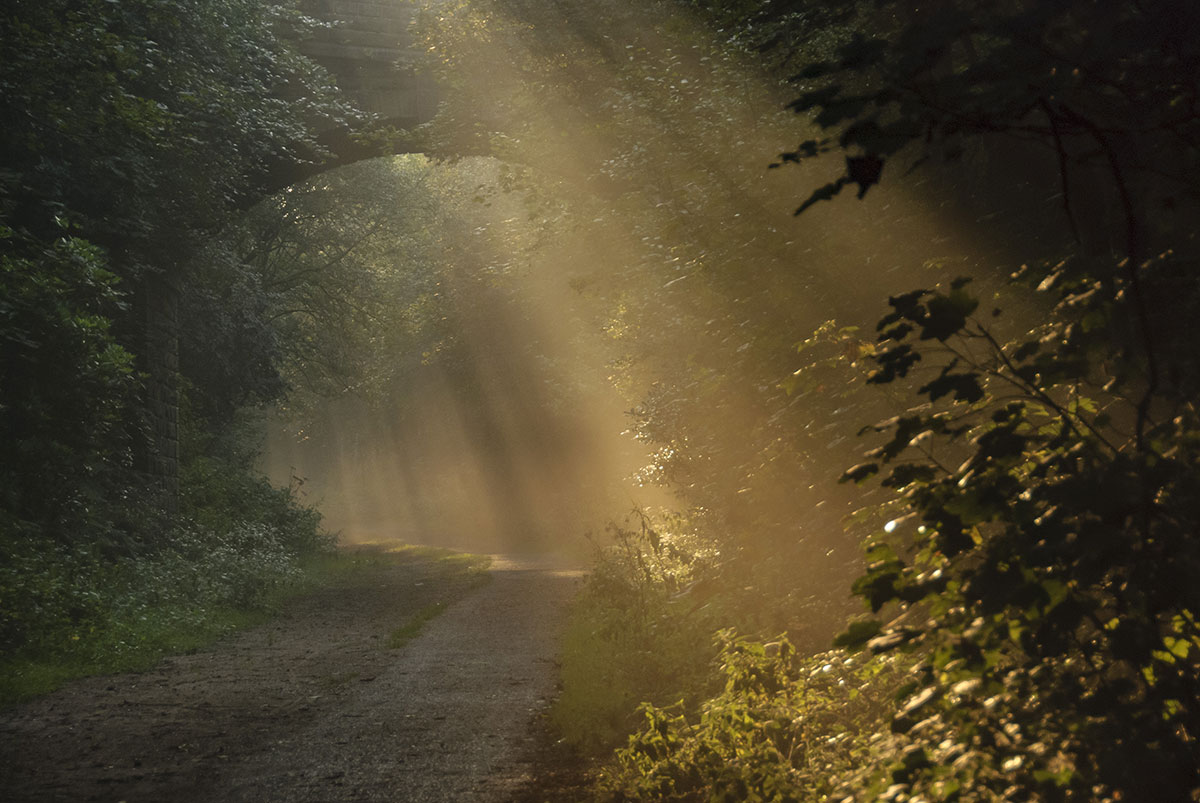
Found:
<box><xmin>0</xmin><ymin>550</ymin><xmax>582</xmax><ymax>802</ymax></box>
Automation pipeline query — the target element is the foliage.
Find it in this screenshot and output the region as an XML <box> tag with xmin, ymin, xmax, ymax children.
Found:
<box><xmin>600</xmin><ymin>634</ymin><xmax>904</xmax><ymax>803</ymax></box>
<box><xmin>0</xmin><ymin>0</ymin><xmax>356</xmax><ymax>529</ymax></box>
<box><xmin>226</xmin><ymin>157</ymin><xmax>457</xmax><ymax>419</ymax></box>
<box><xmin>0</xmin><ymin>0</ymin><xmax>361</xmax><ymax>563</ymax></box>
<box><xmin>0</xmin><ymin>543</ymin><xmax>493</xmax><ymax>707</ymax></box>
<box><xmin>178</xmin><ymin>379</ymin><xmax>303</xmax><ymax>521</ymax></box>
<box><xmin>194</xmin><ymin>155</ymin><xmax>537</xmax><ymax>437</ymax></box>
<box><xmin>0</xmin><ymin>228</ymin><xmax>138</xmax><ymax>538</ymax></box>
<box><xmin>0</xmin><ymin>446</ymin><xmax>330</xmax><ymax>657</ymax></box>
<box><xmin>776</xmin><ymin>0</ymin><xmax>1200</xmax><ymax>230</ymax></box>
<box><xmin>425</xmin><ymin>0</ymin><xmax>1200</xmax><ymax>798</ymax></box>
<box><xmin>771</xmin><ymin>0</ymin><xmax>1200</xmax><ymax>799</ymax></box>
<box><xmin>0</xmin><ymin>519</ymin><xmax>314</xmax><ymax>703</ymax></box>
<box><xmin>827</xmin><ymin>265</ymin><xmax>1200</xmax><ymax>799</ymax></box>
<box><xmin>0</xmin><ymin>0</ymin><xmax>513</xmax><ymax>710</ymax></box>
<box><xmin>553</xmin><ymin>513</ymin><xmax>726</xmax><ymax>753</ymax></box>
<box><xmin>179</xmin><ymin>451</ymin><xmax>326</xmax><ymax>556</ymax></box>
<box><xmin>0</xmin><ymin>370</ymin><xmax>331</xmax><ymax>703</ymax></box>
<box><xmin>0</xmin><ymin>0</ymin><xmax>352</xmax><ymax>250</ymax></box>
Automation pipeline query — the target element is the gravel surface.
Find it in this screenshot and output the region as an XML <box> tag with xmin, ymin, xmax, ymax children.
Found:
<box><xmin>0</xmin><ymin>550</ymin><xmax>583</xmax><ymax>802</ymax></box>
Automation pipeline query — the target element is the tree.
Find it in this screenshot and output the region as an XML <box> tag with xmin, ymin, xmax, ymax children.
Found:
<box><xmin>0</xmin><ymin>0</ymin><xmax>392</xmax><ymax>523</ymax></box>
<box><xmin>772</xmin><ymin>1</ymin><xmax>1200</xmax><ymax>798</ymax></box>
<box><xmin>0</xmin><ymin>229</ymin><xmax>136</xmax><ymax>540</ymax></box>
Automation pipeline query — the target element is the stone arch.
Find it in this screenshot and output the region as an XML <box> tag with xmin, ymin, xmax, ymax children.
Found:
<box><xmin>139</xmin><ymin>2</ymin><xmax>439</xmax><ymax>511</ymax></box>
<box><xmin>298</xmin><ymin>0</ymin><xmax>439</xmax><ymax>127</ymax></box>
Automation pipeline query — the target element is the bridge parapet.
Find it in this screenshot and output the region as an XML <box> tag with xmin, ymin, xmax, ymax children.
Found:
<box><xmin>298</xmin><ymin>0</ymin><xmax>438</xmax><ymax>128</ymax></box>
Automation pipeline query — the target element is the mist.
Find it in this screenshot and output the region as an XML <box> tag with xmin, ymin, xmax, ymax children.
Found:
<box><xmin>261</xmin><ymin>0</ymin><xmax>1056</xmax><ymax>573</ymax></box>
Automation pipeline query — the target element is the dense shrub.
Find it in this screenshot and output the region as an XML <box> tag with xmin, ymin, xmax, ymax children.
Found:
<box><xmin>0</xmin><ymin>229</ymin><xmax>137</xmax><ymax>538</ymax></box>
<box><xmin>1</xmin><ymin>391</ymin><xmax>330</xmax><ymax>703</ymax></box>
<box><xmin>180</xmin><ymin>454</ymin><xmax>326</xmax><ymax>555</ymax></box>
<box><xmin>0</xmin><ymin>518</ymin><xmax>320</xmax><ymax>661</ymax></box>
<box><xmin>600</xmin><ymin>633</ymin><xmax>904</xmax><ymax>802</ymax></box>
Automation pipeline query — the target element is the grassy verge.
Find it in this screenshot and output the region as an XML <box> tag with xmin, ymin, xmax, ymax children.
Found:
<box><xmin>0</xmin><ymin>542</ymin><xmax>490</xmax><ymax>707</ymax></box>
<box><xmin>376</xmin><ymin>545</ymin><xmax>492</xmax><ymax>648</ymax></box>
<box><xmin>385</xmin><ymin>602</ymin><xmax>448</xmax><ymax>648</ymax></box>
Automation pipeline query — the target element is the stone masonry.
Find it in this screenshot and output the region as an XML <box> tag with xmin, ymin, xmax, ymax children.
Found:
<box><xmin>298</xmin><ymin>0</ymin><xmax>439</xmax><ymax>128</ymax></box>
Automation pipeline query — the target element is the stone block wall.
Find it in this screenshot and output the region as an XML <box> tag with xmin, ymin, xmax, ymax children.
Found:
<box><xmin>298</xmin><ymin>0</ymin><xmax>439</xmax><ymax>126</ymax></box>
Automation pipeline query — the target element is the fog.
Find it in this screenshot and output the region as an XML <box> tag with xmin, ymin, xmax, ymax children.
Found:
<box><xmin>263</xmin><ymin>0</ymin><xmax>1058</xmax><ymax>564</ymax></box>
<box><xmin>263</xmin><ymin>199</ymin><xmax>670</xmax><ymax>556</ymax></box>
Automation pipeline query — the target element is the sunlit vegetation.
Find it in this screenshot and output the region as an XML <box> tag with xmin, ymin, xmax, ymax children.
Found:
<box><xmin>413</xmin><ymin>0</ymin><xmax>1200</xmax><ymax>799</ymax></box>
<box><xmin>599</xmin><ymin>636</ymin><xmax>908</xmax><ymax>801</ymax></box>
<box><xmin>552</xmin><ymin>514</ymin><xmax>723</xmax><ymax>752</ymax></box>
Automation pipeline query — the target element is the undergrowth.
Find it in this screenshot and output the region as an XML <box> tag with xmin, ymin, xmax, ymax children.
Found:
<box><xmin>0</xmin><ymin>522</ymin><xmax>339</xmax><ymax>706</ymax></box>
<box><xmin>552</xmin><ymin>512</ymin><xmax>725</xmax><ymax>754</ymax></box>
<box><xmin>597</xmin><ymin>633</ymin><xmax>905</xmax><ymax>802</ymax></box>
<box><xmin>0</xmin><ymin>534</ymin><xmax>496</xmax><ymax>707</ymax></box>
<box><xmin>551</xmin><ymin>514</ymin><xmax>906</xmax><ymax>802</ymax></box>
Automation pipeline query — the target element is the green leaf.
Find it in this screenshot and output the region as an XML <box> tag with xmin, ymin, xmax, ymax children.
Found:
<box><xmin>919</xmin><ymin>287</ymin><xmax>977</xmax><ymax>341</ymax></box>
<box><xmin>833</xmin><ymin>618</ymin><xmax>882</xmax><ymax>651</ymax></box>
<box><xmin>919</xmin><ymin>368</ymin><xmax>984</xmax><ymax>404</ymax></box>
<box><xmin>841</xmin><ymin>462</ymin><xmax>879</xmax><ymax>484</ymax></box>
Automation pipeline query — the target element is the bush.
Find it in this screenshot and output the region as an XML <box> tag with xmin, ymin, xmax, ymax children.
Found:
<box><xmin>180</xmin><ymin>453</ymin><xmax>326</xmax><ymax>556</ymax></box>
<box><xmin>0</xmin><ymin>519</ymin><xmax>314</xmax><ymax>658</ymax></box>
<box><xmin>599</xmin><ymin>632</ymin><xmax>904</xmax><ymax>802</ymax></box>
<box><xmin>0</xmin><ymin>229</ymin><xmax>137</xmax><ymax>539</ymax></box>
<box><xmin>0</xmin><ymin>408</ymin><xmax>331</xmax><ymax>705</ymax></box>
<box><xmin>552</xmin><ymin>512</ymin><xmax>725</xmax><ymax>753</ymax></box>
<box><xmin>177</xmin><ymin>390</ymin><xmax>328</xmax><ymax>557</ymax></box>
<box><xmin>0</xmin><ymin>515</ymin><xmax>330</xmax><ymax>705</ymax></box>
<box><xmin>828</xmin><ymin>265</ymin><xmax>1200</xmax><ymax>801</ymax></box>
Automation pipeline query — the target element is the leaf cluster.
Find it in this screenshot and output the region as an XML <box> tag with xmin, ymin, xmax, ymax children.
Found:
<box><xmin>835</xmin><ymin>258</ymin><xmax>1200</xmax><ymax>798</ymax></box>
<box><xmin>753</xmin><ymin>1</ymin><xmax>1200</xmax><ymax>798</ymax></box>
<box><xmin>0</xmin><ymin>0</ymin><xmax>356</xmax><ymax>540</ymax></box>
<box><xmin>0</xmin><ymin>228</ymin><xmax>138</xmax><ymax>538</ymax></box>
<box><xmin>600</xmin><ymin>632</ymin><xmax>905</xmax><ymax>802</ymax></box>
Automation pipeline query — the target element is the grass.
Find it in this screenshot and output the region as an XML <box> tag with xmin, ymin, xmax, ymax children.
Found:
<box><xmin>0</xmin><ymin>549</ymin><xmax>333</xmax><ymax>706</ymax></box>
<box><xmin>0</xmin><ymin>606</ymin><xmax>270</xmax><ymax>704</ymax></box>
<box><xmin>385</xmin><ymin>602</ymin><xmax>448</xmax><ymax>648</ymax></box>
<box><xmin>375</xmin><ymin>545</ymin><xmax>492</xmax><ymax>648</ymax></box>
<box><xmin>0</xmin><ymin>543</ymin><xmax>491</xmax><ymax>708</ymax></box>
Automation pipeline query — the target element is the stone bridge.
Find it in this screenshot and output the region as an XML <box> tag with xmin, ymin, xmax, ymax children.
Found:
<box><xmin>298</xmin><ymin>0</ymin><xmax>439</xmax><ymax>128</ymax></box>
<box><xmin>140</xmin><ymin>1</ymin><xmax>438</xmax><ymax>510</ymax></box>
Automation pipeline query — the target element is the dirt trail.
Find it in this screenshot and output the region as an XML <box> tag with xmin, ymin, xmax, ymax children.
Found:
<box><xmin>0</xmin><ymin>550</ymin><xmax>583</xmax><ymax>802</ymax></box>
